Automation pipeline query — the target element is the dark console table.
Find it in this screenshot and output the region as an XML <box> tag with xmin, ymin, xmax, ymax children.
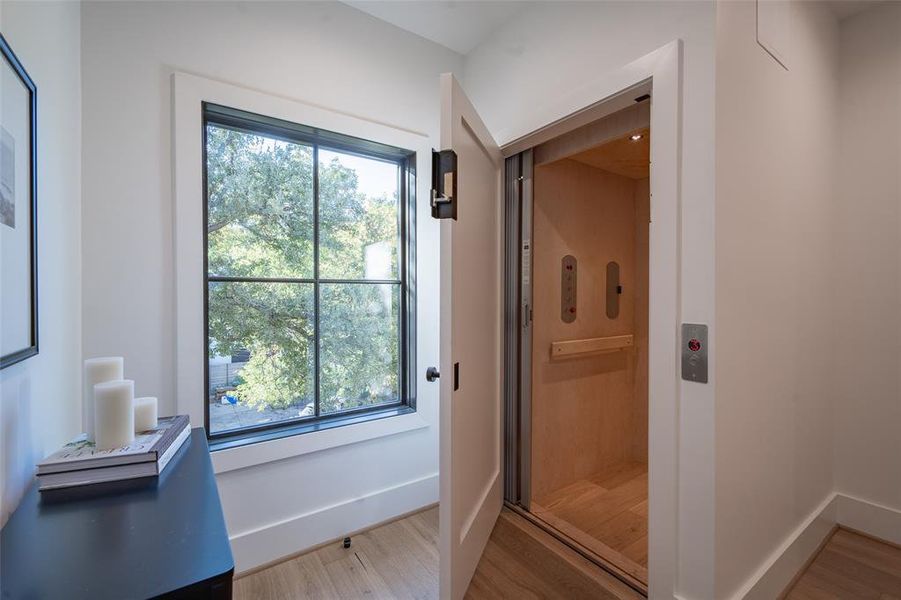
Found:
<box><xmin>1</xmin><ymin>428</ymin><xmax>234</xmax><ymax>599</ymax></box>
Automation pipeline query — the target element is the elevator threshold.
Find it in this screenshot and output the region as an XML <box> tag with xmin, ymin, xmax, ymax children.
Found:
<box><xmin>469</xmin><ymin>508</ymin><xmax>644</xmax><ymax>599</ymax></box>
<box><xmin>530</xmin><ymin>461</ymin><xmax>649</xmax><ymax>591</ymax></box>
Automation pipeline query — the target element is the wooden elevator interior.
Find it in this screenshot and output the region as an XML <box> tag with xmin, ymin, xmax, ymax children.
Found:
<box><xmin>527</xmin><ymin>104</ymin><xmax>651</xmax><ymax>584</ymax></box>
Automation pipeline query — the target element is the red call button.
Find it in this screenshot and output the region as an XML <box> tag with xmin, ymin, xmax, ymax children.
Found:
<box><xmin>688</xmin><ymin>339</ymin><xmax>702</xmax><ymax>352</ymax></box>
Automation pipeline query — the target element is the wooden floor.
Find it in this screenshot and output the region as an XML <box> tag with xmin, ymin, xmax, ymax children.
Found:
<box><xmin>787</xmin><ymin>528</ymin><xmax>901</xmax><ymax>599</ymax></box>
<box><xmin>532</xmin><ymin>461</ymin><xmax>648</xmax><ymax>585</ymax></box>
<box><xmin>234</xmin><ymin>508</ymin><xmax>439</xmax><ymax>599</ymax></box>
<box><xmin>467</xmin><ymin>509</ymin><xmax>642</xmax><ymax>599</ymax></box>
<box><xmin>234</xmin><ymin>505</ymin><xmax>642</xmax><ymax>599</ymax></box>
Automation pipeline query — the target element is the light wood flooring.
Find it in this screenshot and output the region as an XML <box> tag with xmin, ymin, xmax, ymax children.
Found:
<box><xmin>467</xmin><ymin>509</ymin><xmax>643</xmax><ymax>599</ymax></box>
<box><xmin>532</xmin><ymin>461</ymin><xmax>648</xmax><ymax>587</ymax></box>
<box><xmin>234</xmin><ymin>508</ymin><xmax>439</xmax><ymax>599</ymax></box>
<box><xmin>786</xmin><ymin>527</ymin><xmax>901</xmax><ymax>599</ymax></box>
<box><xmin>234</xmin><ymin>506</ymin><xmax>642</xmax><ymax>599</ymax></box>
<box><xmin>233</xmin><ymin>500</ymin><xmax>901</xmax><ymax>599</ymax></box>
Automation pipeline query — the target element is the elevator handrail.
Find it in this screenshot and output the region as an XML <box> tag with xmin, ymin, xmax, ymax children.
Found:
<box><xmin>550</xmin><ymin>334</ymin><xmax>634</xmax><ymax>359</ymax></box>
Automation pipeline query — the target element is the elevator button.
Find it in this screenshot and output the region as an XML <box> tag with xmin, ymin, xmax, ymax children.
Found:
<box><xmin>681</xmin><ymin>324</ymin><xmax>708</xmax><ymax>383</ymax></box>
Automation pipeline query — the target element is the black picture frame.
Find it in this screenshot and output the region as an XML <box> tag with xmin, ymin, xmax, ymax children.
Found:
<box><xmin>0</xmin><ymin>33</ymin><xmax>38</xmax><ymax>370</ymax></box>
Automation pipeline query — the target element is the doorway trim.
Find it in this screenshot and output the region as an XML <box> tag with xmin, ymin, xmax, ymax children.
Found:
<box><xmin>498</xmin><ymin>40</ymin><xmax>683</xmax><ymax>598</ymax></box>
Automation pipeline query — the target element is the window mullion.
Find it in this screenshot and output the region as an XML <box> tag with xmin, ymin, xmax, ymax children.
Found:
<box><xmin>313</xmin><ymin>144</ymin><xmax>321</xmax><ymax>419</ymax></box>
<box><xmin>398</xmin><ymin>161</ymin><xmax>407</xmax><ymax>411</ymax></box>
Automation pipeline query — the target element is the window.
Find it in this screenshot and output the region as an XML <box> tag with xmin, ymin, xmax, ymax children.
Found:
<box><xmin>203</xmin><ymin>103</ymin><xmax>415</xmax><ymax>443</ymax></box>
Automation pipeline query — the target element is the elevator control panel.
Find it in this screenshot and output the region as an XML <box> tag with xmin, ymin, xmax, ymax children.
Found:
<box><xmin>681</xmin><ymin>323</ymin><xmax>708</xmax><ymax>383</ymax></box>
<box><xmin>561</xmin><ymin>255</ymin><xmax>577</xmax><ymax>323</ymax></box>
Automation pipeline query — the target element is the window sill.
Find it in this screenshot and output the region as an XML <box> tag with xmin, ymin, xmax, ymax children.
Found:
<box><xmin>209</xmin><ymin>406</ymin><xmax>428</xmax><ymax>474</ymax></box>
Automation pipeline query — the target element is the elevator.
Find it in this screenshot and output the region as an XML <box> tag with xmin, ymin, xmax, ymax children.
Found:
<box><xmin>504</xmin><ymin>99</ymin><xmax>651</xmax><ymax>593</ymax></box>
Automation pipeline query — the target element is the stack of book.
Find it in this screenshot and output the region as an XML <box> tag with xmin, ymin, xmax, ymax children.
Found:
<box><xmin>37</xmin><ymin>415</ymin><xmax>191</xmax><ymax>491</ymax></box>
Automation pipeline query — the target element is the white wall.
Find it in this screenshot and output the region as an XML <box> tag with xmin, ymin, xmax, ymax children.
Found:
<box><xmin>462</xmin><ymin>4</ymin><xmax>717</xmax><ymax>598</ymax></box>
<box><xmin>11</xmin><ymin>0</ymin><xmax>898</xmax><ymax>593</ymax></box>
<box><xmin>81</xmin><ymin>0</ymin><xmax>462</xmax><ymax>572</ymax></box>
<box><xmin>833</xmin><ymin>2</ymin><xmax>901</xmax><ymax>514</ymax></box>
<box><xmin>714</xmin><ymin>1</ymin><xmax>839</xmax><ymax>597</ymax></box>
<box><xmin>0</xmin><ymin>1</ymin><xmax>82</xmax><ymax>527</ymax></box>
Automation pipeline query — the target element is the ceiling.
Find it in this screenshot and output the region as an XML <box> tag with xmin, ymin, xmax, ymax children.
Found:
<box><xmin>345</xmin><ymin>1</ymin><xmax>884</xmax><ymax>56</ymax></box>
<box><xmin>342</xmin><ymin>1</ymin><xmax>527</xmax><ymax>55</ymax></box>
<box><xmin>826</xmin><ymin>0</ymin><xmax>885</xmax><ymax>20</ymax></box>
<box><xmin>569</xmin><ymin>128</ymin><xmax>650</xmax><ymax>180</ymax></box>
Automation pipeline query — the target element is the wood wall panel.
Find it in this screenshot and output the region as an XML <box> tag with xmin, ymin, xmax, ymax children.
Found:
<box><xmin>530</xmin><ymin>159</ymin><xmax>649</xmax><ymax>500</ymax></box>
<box><xmin>632</xmin><ymin>177</ymin><xmax>650</xmax><ymax>462</ymax></box>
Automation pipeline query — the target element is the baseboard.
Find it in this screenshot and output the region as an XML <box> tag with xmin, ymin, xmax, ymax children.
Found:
<box><xmin>734</xmin><ymin>492</ymin><xmax>901</xmax><ymax>599</ymax></box>
<box><xmin>229</xmin><ymin>472</ymin><xmax>438</xmax><ymax>573</ymax></box>
<box><xmin>734</xmin><ymin>492</ymin><xmax>839</xmax><ymax>600</ymax></box>
<box><xmin>835</xmin><ymin>492</ymin><xmax>901</xmax><ymax>546</ymax></box>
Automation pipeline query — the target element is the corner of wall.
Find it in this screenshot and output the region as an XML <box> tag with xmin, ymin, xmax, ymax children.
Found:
<box><xmin>831</xmin><ymin>0</ymin><xmax>901</xmax><ymax>521</ymax></box>
<box><xmin>714</xmin><ymin>0</ymin><xmax>841</xmax><ymax>596</ymax></box>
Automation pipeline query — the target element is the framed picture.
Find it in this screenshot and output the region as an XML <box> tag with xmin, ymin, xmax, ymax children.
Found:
<box><xmin>1</xmin><ymin>33</ymin><xmax>38</xmax><ymax>369</ymax></box>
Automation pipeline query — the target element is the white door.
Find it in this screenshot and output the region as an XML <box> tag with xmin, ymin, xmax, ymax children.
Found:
<box><xmin>437</xmin><ymin>73</ymin><xmax>504</xmax><ymax>600</ymax></box>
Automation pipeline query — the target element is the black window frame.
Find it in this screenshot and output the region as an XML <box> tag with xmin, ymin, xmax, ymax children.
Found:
<box><xmin>202</xmin><ymin>102</ymin><xmax>417</xmax><ymax>450</ymax></box>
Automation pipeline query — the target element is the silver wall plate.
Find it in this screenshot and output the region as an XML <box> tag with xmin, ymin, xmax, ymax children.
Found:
<box><xmin>606</xmin><ymin>261</ymin><xmax>620</xmax><ymax>319</ymax></box>
<box><xmin>681</xmin><ymin>323</ymin><xmax>708</xmax><ymax>383</ymax></box>
<box><xmin>561</xmin><ymin>255</ymin><xmax>577</xmax><ymax>323</ymax></box>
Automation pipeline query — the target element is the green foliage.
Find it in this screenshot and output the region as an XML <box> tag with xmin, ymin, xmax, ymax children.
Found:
<box><xmin>320</xmin><ymin>283</ymin><xmax>399</xmax><ymax>413</ymax></box>
<box><xmin>208</xmin><ymin>281</ymin><xmax>314</xmax><ymax>409</ymax></box>
<box><xmin>206</xmin><ymin>125</ymin><xmax>400</xmax><ymax>413</ymax></box>
<box><xmin>206</xmin><ymin>126</ymin><xmax>314</xmax><ymax>277</ymax></box>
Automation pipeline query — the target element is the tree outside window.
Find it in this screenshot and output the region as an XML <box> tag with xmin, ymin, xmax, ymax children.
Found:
<box><xmin>204</xmin><ymin>108</ymin><xmax>412</xmax><ymax>438</ymax></box>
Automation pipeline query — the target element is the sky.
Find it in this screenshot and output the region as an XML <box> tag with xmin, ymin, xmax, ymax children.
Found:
<box><xmin>216</xmin><ymin>124</ymin><xmax>400</xmax><ymax>200</ymax></box>
<box><xmin>319</xmin><ymin>148</ymin><xmax>398</xmax><ymax>199</ymax></box>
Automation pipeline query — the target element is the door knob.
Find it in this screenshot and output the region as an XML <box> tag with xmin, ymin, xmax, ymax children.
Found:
<box><xmin>426</xmin><ymin>367</ymin><xmax>440</xmax><ymax>382</ymax></box>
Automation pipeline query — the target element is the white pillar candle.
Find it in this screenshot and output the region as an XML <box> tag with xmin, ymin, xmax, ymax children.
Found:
<box><xmin>83</xmin><ymin>357</ymin><xmax>124</xmax><ymax>442</ymax></box>
<box><xmin>94</xmin><ymin>379</ymin><xmax>135</xmax><ymax>450</ymax></box>
<box><xmin>134</xmin><ymin>397</ymin><xmax>158</xmax><ymax>433</ymax></box>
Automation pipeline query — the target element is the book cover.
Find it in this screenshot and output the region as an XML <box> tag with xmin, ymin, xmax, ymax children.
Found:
<box><xmin>38</xmin><ymin>415</ymin><xmax>190</xmax><ymax>475</ymax></box>
<box><xmin>38</xmin><ymin>425</ymin><xmax>193</xmax><ymax>491</ymax></box>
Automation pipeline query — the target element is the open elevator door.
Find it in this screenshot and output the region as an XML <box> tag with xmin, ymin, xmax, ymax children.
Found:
<box><xmin>434</xmin><ymin>73</ymin><xmax>504</xmax><ymax>600</ymax></box>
